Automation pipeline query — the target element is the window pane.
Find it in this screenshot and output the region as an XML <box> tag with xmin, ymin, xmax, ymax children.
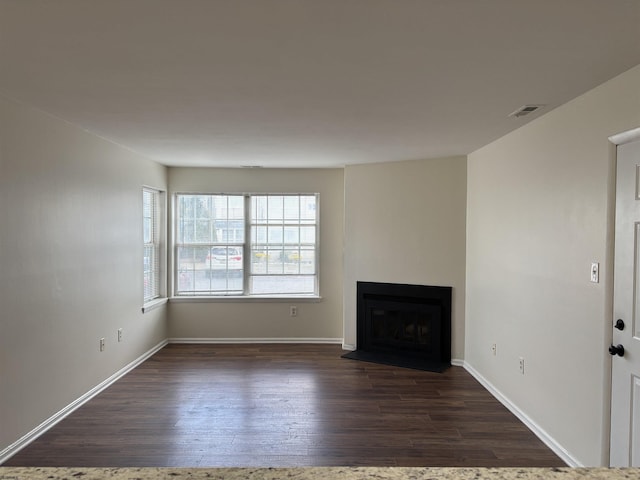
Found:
<box><xmin>300</xmin><ymin>195</ymin><xmax>317</xmax><ymax>223</ymax></box>
<box><xmin>194</xmin><ymin>219</ymin><xmax>213</xmax><ymax>243</ymax></box>
<box><xmin>283</xmin><ymin>196</ymin><xmax>299</xmax><ymax>222</ymax></box>
<box><xmin>253</xmin><ymin>225</ymin><xmax>267</xmax><ymax>244</ymax></box>
<box><xmin>176</xmin><ymin>245</ymin><xmax>243</xmax><ymax>295</ymax></box>
<box><xmin>177</xmin><ymin>194</ymin><xmax>244</xmax><ymax>245</ymax></box>
<box><xmin>300</xmin><ymin>225</ymin><xmax>315</xmax><ymax>243</ymax></box>
<box><xmin>284</xmin><ymin>226</ymin><xmax>299</xmax><ymax>243</ymax></box>
<box><xmin>143</xmin><ymin>191</ymin><xmax>152</xmax><ymax>216</ymax></box>
<box><xmin>143</xmin><ymin>188</ymin><xmax>161</xmax><ymax>302</ymax></box>
<box><xmin>175</xmin><ymin>193</ymin><xmax>246</xmax><ymax>296</ymax></box>
<box><xmin>266</xmin><ymin>248</ymin><xmax>284</xmax><ymax>274</ymax></box>
<box><xmin>143</xmin><ymin>245</ymin><xmax>157</xmax><ymax>300</ymax></box>
<box><xmin>215</xmin><ymin>219</ymin><xmax>244</xmax><ymax>243</ymax></box>
<box><xmin>177</xmin><ymin>245</ymin><xmax>209</xmax><ymax>265</ymax></box>
<box><xmin>300</xmin><ymin>247</ymin><xmax>315</xmax><ymax>274</ymax></box>
<box><xmin>205</xmin><ymin>246</ymin><xmax>243</xmax><ymax>277</ymax></box>
<box><xmin>250</xmin><ymin>275</ymin><xmax>315</xmax><ymax>295</ymax></box>
<box><xmin>251</xmin><ymin>248</ymin><xmax>269</xmax><ymax>274</ymax></box>
<box><xmin>228</xmin><ymin>195</ymin><xmax>244</xmax><ymax>219</ymax></box>
<box><xmin>267</xmin><ymin>196</ymin><xmax>284</xmax><ymax>222</ymax></box>
<box><xmin>143</xmin><ymin>218</ymin><xmax>151</xmax><ymax>243</ymax></box>
<box><xmin>194</xmin><ymin>196</ymin><xmax>207</xmax><ymax>218</ymax></box>
<box><xmin>252</xmin><ymin>196</ymin><xmax>268</xmax><ymax>222</ymax></box>
<box><xmin>248</xmin><ymin>194</ymin><xmax>318</xmax><ymax>295</ymax></box>
<box><xmin>267</xmin><ymin>226</ymin><xmax>283</xmax><ymax>244</ymax></box>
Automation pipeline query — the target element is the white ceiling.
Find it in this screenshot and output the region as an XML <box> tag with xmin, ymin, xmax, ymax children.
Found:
<box><xmin>1</xmin><ymin>0</ymin><xmax>639</xmax><ymax>168</ymax></box>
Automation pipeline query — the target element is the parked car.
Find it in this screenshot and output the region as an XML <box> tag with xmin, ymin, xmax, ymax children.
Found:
<box><xmin>205</xmin><ymin>246</ymin><xmax>243</xmax><ymax>275</ymax></box>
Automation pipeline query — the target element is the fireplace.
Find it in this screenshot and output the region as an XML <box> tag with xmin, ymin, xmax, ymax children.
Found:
<box><xmin>342</xmin><ymin>281</ymin><xmax>452</xmax><ymax>372</ymax></box>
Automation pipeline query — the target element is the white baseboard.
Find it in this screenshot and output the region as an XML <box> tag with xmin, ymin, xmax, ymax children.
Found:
<box><xmin>451</xmin><ymin>358</ymin><xmax>464</xmax><ymax>366</ymax></box>
<box><xmin>462</xmin><ymin>360</ymin><xmax>581</xmax><ymax>467</ymax></box>
<box><xmin>0</xmin><ymin>339</ymin><xmax>168</xmax><ymax>465</ymax></box>
<box><xmin>169</xmin><ymin>337</ymin><xmax>344</xmax><ymax>345</ymax></box>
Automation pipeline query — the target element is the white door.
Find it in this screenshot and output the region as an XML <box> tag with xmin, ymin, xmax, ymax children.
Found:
<box><xmin>611</xmin><ymin>137</ymin><xmax>640</xmax><ymax>466</ymax></box>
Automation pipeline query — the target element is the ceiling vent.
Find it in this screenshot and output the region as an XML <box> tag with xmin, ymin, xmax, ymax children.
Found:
<box><xmin>508</xmin><ymin>104</ymin><xmax>545</xmax><ymax>118</ymax></box>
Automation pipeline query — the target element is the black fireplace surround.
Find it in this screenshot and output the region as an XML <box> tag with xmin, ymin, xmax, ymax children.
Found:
<box><xmin>342</xmin><ymin>281</ymin><xmax>452</xmax><ymax>372</ymax></box>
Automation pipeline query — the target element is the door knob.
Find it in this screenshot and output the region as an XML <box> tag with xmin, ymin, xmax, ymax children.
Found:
<box><xmin>615</xmin><ymin>319</ymin><xmax>625</xmax><ymax>330</ymax></box>
<box><xmin>609</xmin><ymin>344</ymin><xmax>625</xmax><ymax>357</ymax></box>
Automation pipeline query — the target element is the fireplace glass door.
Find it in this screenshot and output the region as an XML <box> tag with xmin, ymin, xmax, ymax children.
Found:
<box><xmin>364</xmin><ymin>299</ymin><xmax>441</xmax><ymax>359</ymax></box>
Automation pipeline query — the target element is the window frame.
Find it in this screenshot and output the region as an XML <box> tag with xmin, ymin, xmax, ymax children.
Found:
<box><xmin>172</xmin><ymin>192</ymin><xmax>320</xmax><ymax>299</ymax></box>
<box><xmin>143</xmin><ymin>186</ymin><xmax>166</xmax><ymax>309</ymax></box>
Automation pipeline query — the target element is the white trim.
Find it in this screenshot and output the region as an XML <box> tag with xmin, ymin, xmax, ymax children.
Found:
<box><xmin>609</xmin><ymin>126</ymin><xmax>640</xmax><ymax>146</ymax></box>
<box><xmin>462</xmin><ymin>360</ymin><xmax>579</xmax><ymax>467</ymax></box>
<box><xmin>342</xmin><ymin>343</ymin><xmax>356</xmax><ymax>351</ymax></box>
<box><xmin>0</xmin><ymin>339</ymin><xmax>168</xmax><ymax>465</ymax></box>
<box><xmin>141</xmin><ymin>297</ymin><xmax>168</xmax><ymax>313</ymax></box>
<box><xmin>169</xmin><ymin>337</ymin><xmax>343</xmax><ymax>345</ymax></box>
<box><xmin>169</xmin><ymin>295</ymin><xmax>322</xmax><ymax>303</ymax></box>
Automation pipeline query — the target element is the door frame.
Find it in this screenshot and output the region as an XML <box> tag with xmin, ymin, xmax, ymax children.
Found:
<box><xmin>608</xmin><ymin>126</ymin><xmax>640</xmax><ymax>466</ymax></box>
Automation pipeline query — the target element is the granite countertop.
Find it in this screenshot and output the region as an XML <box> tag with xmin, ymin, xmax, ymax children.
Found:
<box><xmin>1</xmin><ymin>467</ymin><xmax>639</xmax><ymax>480</ymax></box>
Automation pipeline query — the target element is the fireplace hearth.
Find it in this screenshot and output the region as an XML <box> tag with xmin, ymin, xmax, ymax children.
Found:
<box><xmin>342</xmin><ymin>281</ymin><xmax>452</xmax><ymax>372</ymax></box>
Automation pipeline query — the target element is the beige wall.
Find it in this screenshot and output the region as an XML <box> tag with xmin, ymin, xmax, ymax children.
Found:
<box><xmin>343</xmin><ymin>156</ymin><xmax>467</xmax><ymax>359</ymax></box>
<box><xmin>0</xmin><ymin>95</ymin><xmax>168</xmax><ymax>455</ymax></box>
<box><xmin>167</xmin><ymin>167</ymin><xmax>344</xmax><ymax>341</ymax></box>
<box><xmin>466</xmin><ymin>64</ymin><xmax>640</xmax><ymax>466</ymax></box>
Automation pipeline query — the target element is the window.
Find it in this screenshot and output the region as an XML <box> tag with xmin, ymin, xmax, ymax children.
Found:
<box><xmin>175</xmin><ymin>194</ymin><xmax>318</xmax><ymax>297</ymax></box>
<box><xmin>143</xmin><ymin>188</ymin><xmax>162</xmax><ymax>303</ymax></box>
<box><xmin>175</xmin><ymin>194</ymin><xmax>245</xmax><ymax>295</ymax></box>
<box><xmin>250</xmin><ymin>195</ymin><xmax>317</xmax><ymax>295</ymax></box>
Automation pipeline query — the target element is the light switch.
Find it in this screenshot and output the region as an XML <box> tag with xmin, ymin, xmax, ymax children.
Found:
<box><xmin>590</xmin><ymin>262</ymin><xmax>599</xmax><ymax>283</ymax></box>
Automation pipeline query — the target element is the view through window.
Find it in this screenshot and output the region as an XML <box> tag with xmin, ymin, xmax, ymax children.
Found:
<box><xmin>175</xmin><ymin>194</ymin><xmax>318</xmax><ymax>296</ymax></box>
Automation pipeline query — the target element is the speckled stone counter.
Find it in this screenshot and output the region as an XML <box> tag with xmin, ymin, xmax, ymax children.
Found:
<box><xmin>1</xmin><ymin>468</ymin><xmax>639</xmax><ymax>480</ymax></box>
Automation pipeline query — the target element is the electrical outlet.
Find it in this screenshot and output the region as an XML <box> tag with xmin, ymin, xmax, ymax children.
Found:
<box><xmin>117</xmin><ymin>328</ymin><xmax>123</xmax><ymax>342</ymax></box>
<box><xmin>591</xmin><ymin>262</ymin><xmax>599</xmax><ymax>283</ymax></box>
<box><xmin>491</xmin><ymin>343</ymin><xmax>497</xmax><ymax>356</ymax></box>
<box><xmin>519</xmin><ymin>357</ymin><xmax>525</xmax><ymax>375</ymax></box>
<box><xmin>100</xmin><ymin>338</ymin><xmax>105</xmax><ymax>352</ymax></box>
<box><xmin>290</xmin><ymin>305</ymin><xmax>298</xmax><ymax>317</ymax></box>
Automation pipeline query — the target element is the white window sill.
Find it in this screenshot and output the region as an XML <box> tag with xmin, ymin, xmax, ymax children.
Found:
<box><xmin>169</xmin><ymin>295</ymin><xmax>322</xmax><ymax>303</ymax></box>
<box><xmin>141</xmin><ymin>297</ymin><xmax>169</xmax><ymax>313</ymax></box>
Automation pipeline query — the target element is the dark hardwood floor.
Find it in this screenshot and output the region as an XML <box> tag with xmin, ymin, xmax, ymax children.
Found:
<box><xmin>3</xmin><ymin>344</ymin><xmax>565</xmax><ymax>467</ymax></box>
